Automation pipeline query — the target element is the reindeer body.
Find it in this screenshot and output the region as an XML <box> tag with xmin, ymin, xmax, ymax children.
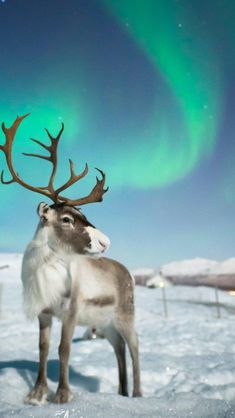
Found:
<box><xmin>0</xmin><ymin>114</ymin><xmax>142</xmax><ymax>404</ymax></box>
<box><xmin>21</xmin><ymin>204</ymin><xmax>141</xmax><ymax>404</ymax></box>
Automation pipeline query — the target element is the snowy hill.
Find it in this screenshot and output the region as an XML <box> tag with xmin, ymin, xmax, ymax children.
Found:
<box><xmin>162</xmin><ymin>257</ymin><xmax>235</xmax><ymax>276</ymax></box>
<box><xmin>161</xmin><ymin>258</ymin><xmax>235</xmax><ymax>290</ymax></box>
<box><xmin>1</xmin><ymin>254</ymin><xmax>235</xmax><ymax>417</ymax></box>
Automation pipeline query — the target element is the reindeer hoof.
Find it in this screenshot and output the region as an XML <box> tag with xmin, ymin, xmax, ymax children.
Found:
<box><xmin>118</xmin><ymin>388</ymin><xmax>129</xmax><ymax>397</ymax></box>
<box><xmin>53</xmin><ymin>387</ymin><xmax>73</xmax><ymax>404</ymax></box>
<box><xmin>25</xmin><ymin>384</ymin><xmax>48</xmax><ymax>405</ymax></box>
<box><xmin>132</xmin><ymin>389</ymin><xmax>143</xmax><ymax>397</ymax></box>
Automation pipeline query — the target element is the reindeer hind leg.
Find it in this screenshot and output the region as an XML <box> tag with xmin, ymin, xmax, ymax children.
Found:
<box><xmin>115</xmin><ymin>319</ymin><xmax>142</xmax><ymax>397</ymax></box>
<box><xmin>103</xmin><ymin>325</ymin><xmax>128</xmax><ymax>396</ymax></box>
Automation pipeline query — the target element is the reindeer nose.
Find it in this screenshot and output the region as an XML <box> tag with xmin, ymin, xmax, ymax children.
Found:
<box><xmin>98</xmin><ymin>236</ymin><xmax>110</xmax><ymax>252</ymax></box>
<box><xmin>99</xmin><ymin>240</ymin><xmax>107</xmax><ymax>250</ymax></box>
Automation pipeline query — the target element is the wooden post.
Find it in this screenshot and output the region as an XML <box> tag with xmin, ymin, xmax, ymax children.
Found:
<box><xmin>0</xmin><ymin>265</ymin><xmax>9</xmax><ymax>270</ymax></box>
<box><xmin>0</xmin><ymin>283</ymin><xmax>2</xmax><ymax>319</ymax></box>
<box><xmin>159</xmin><ymin>280</ymin><xmax>168</xmax><ymax>318</ymax></box>
<box><xmin>215</xmin><ymin>287</ymin><xmax>221</xmax><ymax>318</ymax></box>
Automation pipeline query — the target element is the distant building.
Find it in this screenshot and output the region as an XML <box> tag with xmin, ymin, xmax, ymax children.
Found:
<box><xmin>132</xmin><ymin>268</ymin><xmax>155</xmax><ymax>286</ymax></box>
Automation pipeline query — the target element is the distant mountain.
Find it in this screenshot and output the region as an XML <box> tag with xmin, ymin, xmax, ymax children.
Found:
<box><xmin>161</xmin><ymin>258</ymin><xmax>235</xmax><ymax>290</ymax></box>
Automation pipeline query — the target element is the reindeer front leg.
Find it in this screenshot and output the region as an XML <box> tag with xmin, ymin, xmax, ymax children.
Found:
<box><xmin>25</xmin><ymin>313</ymin><xmax>52</xmax><ymax>405</ymax></box>
<box><xmin>53</xmin><ymin>312</ymin><xmax>76</xmax><ymax>403</ymax></box>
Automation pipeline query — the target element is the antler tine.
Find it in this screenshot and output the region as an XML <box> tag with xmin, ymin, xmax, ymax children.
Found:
<box><xmin>30</xmin><ymin>137</ymin><xmax>50</xmax><ymax>150</ymax></box>
<box><xmin>45</xmin><ymin>122</ymin><xmax>64</xmax><ymax>143</ymax></box>
<box><xmin>54</xmin><ymin>160</ymin><xmax>89</xmax><ymax>200</ymax></box>
<box><xmin>45</xmin><ymin>123</ymin><xmax>64</xmax><ymax>190</ymax></box>
<box><xmin>22</xmin><ymin>123</ymin><xmax>64</xmax><ymax>192</ymax></box>
<box><xmin>22</xmin><ymin>137</ymin><xmax>51</xmax><ymax>159</ymax></box>
<box><xmin>0</xmin><ymin>113</ymin><xmax>31</xmax><ymax>185</ymax></box>
<box><xmin>59</xmin><ymin>167</ymin><xmax>109</xmax><ymax>206</ymax></box>
<box><xmin>22</xmin><ymin>152</ymin><xmax>51</xmax><ymax>161</ymax></box>
<box><xmin>1</xmin><ymin>170</ymin><xmax>15</xmax><ymax>184</ymax></box>
<box><xmin>0</xmin><ymin>113</ymin><xmax>30</xmax><ymax>157</ymax></box>
<box><xmin>1</xmin><ymin>113</ymin><xmax>30</xmax><ymax>138</ymax></box>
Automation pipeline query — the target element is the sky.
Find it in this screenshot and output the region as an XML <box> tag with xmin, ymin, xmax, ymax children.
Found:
<box><xmin>0</xmin><ymin>0</ymin><xmax>235</xmax><ymax>269</ymax></box>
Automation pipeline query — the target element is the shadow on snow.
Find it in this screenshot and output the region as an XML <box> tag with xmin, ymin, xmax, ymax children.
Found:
<box><xmin>0</xmin><ymin>359</ymin><xmax>100</xmax><ymax>393</ymax></box>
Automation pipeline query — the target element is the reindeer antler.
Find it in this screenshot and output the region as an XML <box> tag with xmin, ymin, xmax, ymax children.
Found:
<box><xmin>0</xmin><ymin>114</ymin><xmax>108</xmax><ymax>206</ymax></box>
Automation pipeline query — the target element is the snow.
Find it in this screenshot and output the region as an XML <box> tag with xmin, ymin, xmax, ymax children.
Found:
<box><xmin>1</xmin><ymin>254</ymin><xmax>235</xmax><ymax>417</ymax></box>
<box><xmin>212</xmin><ymin>258</ymin><xmax>235</xmax><ymax>275</ymax></box>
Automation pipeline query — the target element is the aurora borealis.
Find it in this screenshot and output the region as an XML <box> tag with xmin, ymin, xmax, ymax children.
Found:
<box><xmin>102</xmin><ymin>0</ymin><xmax>222</xmax><ymax>187</ymax></box>
<box><xmin>0</xmin><ymin>0</ymin><xmax>235</xmax><ymax>267</ymax></box>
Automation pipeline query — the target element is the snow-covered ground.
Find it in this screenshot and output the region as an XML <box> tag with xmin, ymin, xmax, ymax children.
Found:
<box><xmin>1</xmin><ymin>254</ymin><xmax>235</xmax><ymax>417</ymax></box>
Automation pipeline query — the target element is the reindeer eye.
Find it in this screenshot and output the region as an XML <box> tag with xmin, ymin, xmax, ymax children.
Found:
<box><xmin>62</xmin><ymin>217</ymin><xmax>71</xmax><ymax>224</ymax></box>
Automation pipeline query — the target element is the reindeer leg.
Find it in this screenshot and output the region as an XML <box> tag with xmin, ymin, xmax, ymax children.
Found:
<box><xmin>116</xmin><ymin>320</ymin><xmax>142</xmax><ymax>397</ymax></box>
<box><xmin>104</xmin><ymin>325</ymin><xmax>128</xmax><ymax>396</ymax></box>
<box><xmin>25</xmin><ymin>313</ymin><xmax>52</xmax><ymax>405</ymax></box>
<box><xmin>53</xmin><ymin>315</ymin><xmax>76</xmax><ymax>403</ymax></box>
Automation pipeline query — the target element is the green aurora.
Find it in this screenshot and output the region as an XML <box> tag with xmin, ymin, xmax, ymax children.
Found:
<box><xmin>102</xmin><ymin>0</ymin><xmax>223</xmax><ymax>188</ymax></box>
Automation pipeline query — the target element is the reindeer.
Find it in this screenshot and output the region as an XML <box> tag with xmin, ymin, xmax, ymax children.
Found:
<box><xmin>0</xmin><ymin>114</ymin><xmax>142</xmax><ymax>404</ymax></box>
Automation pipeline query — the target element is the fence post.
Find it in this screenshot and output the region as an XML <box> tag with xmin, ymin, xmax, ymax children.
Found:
<box><xmin>159</xmin><ymin>280</ymin><xmax>168</xmax><ymax>318</ymax></box>
<box><xmin>215</xmin><ymin>287</ymin><xmax>221</xmax><ymax>318</ymax></box>
<box><xmin>0</xmin><ymin>283</ymin><xmax>2</xmax><ymax>319</ymax></box>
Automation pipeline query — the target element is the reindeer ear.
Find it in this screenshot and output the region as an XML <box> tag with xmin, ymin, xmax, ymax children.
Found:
<box><xmin>37</xmin><ymin>202</ymin><xmax>49</xmax><ymax>217</ymax></box>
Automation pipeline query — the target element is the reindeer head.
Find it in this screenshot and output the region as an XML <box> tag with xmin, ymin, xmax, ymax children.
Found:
<box><xmin>37</xmin><ymin>202</ymin><xmax>110</xmax><ymax>256</ymax></box>
<box><xmin>0</xmin><ymin>114</ymin><xmax>110</xmax><ymax>256</ymax></box>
